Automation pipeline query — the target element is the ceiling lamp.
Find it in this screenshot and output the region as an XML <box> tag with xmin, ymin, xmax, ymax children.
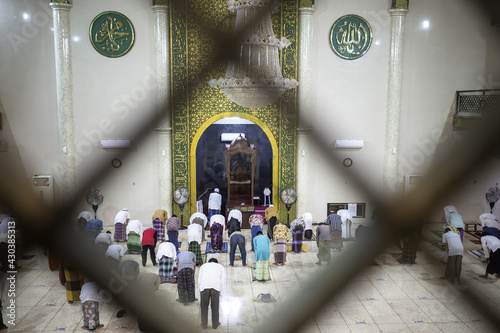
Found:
<box><xmin>208</xmin><ymin>0</ymin><xmax>298</xmax><ymax>109</ymax></box>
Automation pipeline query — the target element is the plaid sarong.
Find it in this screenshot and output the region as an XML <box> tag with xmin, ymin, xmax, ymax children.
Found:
<box><xmin>153</xmin><ymin>219</ymin><xmax>166</xmax><ymax>242</ymax></box>
<box><xmin>158</xmin><ymin>256</ymin><xmax>175</xmax><ymax>282</ymax></box>
<box><xmin>95</xmin><ymin>242</ymin><xmax>109</xmax><ymax>256</ymax></box>
<box><xmin>64</xmin><ymin>266</ymin><xmax>84</xmax><ymax>302</ymax></box>
<box><xmin>127</xmin><ymin>231</ymin><xmax>141</xmax><ymax>253</ymax></box>
<box><xmin>292</xmin><ymin>230</ymin><xmax>303</xmax><ymax>253</ymax></box>
<box><xmin>317</xmin><ymin>240</ymin><xmax>331</xmax><ymax>263</ymax></box>
<box><xmin>177</xmin><ymin>268</ymin><xmax>196</xmax><ymax>303</ymax></box>
<box><xmin>253</xmin><ymin>260</ymin><xmax>269</xmax><ymax>281</ymax></box>
<box><xmin>275</xmin><ymin>238</ymin><xmax>286</xmax><ymax>264</ymax></box>
<box><xmin>210</xmin><ymin>223</ymin><xmax>224</xmax><ymax>250</ymax></box>
<box><xmin>115</xmin><ymin>222</ymin><xmax>126</xmax><ymax>242</ymax></box>
<box><xmin>188</xmin><ymin>241</ymin><xmax>203</xmax><ymax>265</ymax></box>
<box><xmin>82</xmin><ymin>301</ymin><xmax>100</xmax><ymax>330</ymax></box>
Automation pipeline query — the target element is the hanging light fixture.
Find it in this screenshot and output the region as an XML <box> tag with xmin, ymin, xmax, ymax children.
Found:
<box><xmin>208</xmin><ymin>0</ymin><xmax>299</xmax><ymax>109</ymax></box>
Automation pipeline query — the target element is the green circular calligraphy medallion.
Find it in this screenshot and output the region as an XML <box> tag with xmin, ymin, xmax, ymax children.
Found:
<box><xmin>329</xmin><ymin>15</ymin><xmax>372</xmax><ymax>60</ymax></box>
<box><xmin>90</xmin><ymin>11</ymin><xmax>135</xmax><ymax>58</ymax></box>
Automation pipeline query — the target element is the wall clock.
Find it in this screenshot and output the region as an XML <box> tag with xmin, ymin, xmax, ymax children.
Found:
<box><xmin>329</xmin><ymin>14</ymin><xmax>372</xmax><ymax>60</ymax></box>
<box><xmin>343</xmin><ymin>158</ymin><xmax>353</xmax><ymax>167</ymax></box>
<box><xmin>90</xmin><ymin>11</ymin><xmax>135</xmax><ymax>58</ymax></box>
<box><xmin>111</xmin><ymin>158</ymin><xmax>122</xmax><ymax>168</ymax></box>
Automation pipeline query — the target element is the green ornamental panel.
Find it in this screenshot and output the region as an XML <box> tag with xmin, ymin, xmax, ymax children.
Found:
<box><xmin>329</xmin><ymin>14</ymin><xmax>372</xmax><ymax>60</ymax></box>
<box><xmin>89</xmin><ymin>11</ymin><xmax>135</xmax><ymax>58</ymax></box>
<box><xmin>170</xmin><ymin>0</ymin><xmax>298</xmax><ymax>221</ymax></box>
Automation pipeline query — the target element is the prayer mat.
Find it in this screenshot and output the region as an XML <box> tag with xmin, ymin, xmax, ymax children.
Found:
<box><xmin>205</xmin><ymin>242</ymin><xmax>228</xmax><ymax>253</ymax></box>
<box><xmin>466</xmin><ymin>230</ymin><xmax>482</xmax><ymax>239</ymax></box>
<box><xmin>468</xmin><ymin>249</ymin><xmax>486</xmax><ymax>261</ymax></box>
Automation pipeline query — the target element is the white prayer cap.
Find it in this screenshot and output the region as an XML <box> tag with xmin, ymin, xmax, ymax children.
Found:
<box><xmin>214</xmin><ymin>188</ymin><xmax>219</xmax><ymax>193</ymax></box>
<box><xmin>269</xmin><ymin>204</ymin><xmax>274</xmax><ymax>207</ymax></box>
<box><xmin>123</xmin><ymin>208</ymin><xmax>128</xmax><ymax>211</ymax></box>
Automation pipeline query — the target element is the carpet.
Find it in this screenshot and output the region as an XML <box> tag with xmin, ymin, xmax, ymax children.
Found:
<box><xmin>468</xmin><ymin>249</ymin><xmax>486</xmax><ymax>261</ymax></box>
<box><xmin>466</xmin><ymin>231</ymin><xmax>482</xmax><ymax>239</ymax></box>
<box><xmin>205</xmin><ymin>242</ymin><xmax>228</xmax><ymax>253</ymax></box>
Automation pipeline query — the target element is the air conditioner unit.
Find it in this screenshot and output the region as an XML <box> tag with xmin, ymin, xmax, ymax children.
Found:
<box><xmin>335</xmin><ymin>138</ymin><xmax>364</xmax><ymax>149</ymax></box>
<box><xmin>32</xmin><ymin>175</ymin><xmax>54</xmax><ymax>206</ymax></box>
<box><xmin>101</xmin><ymin>138</ymin><xmax>130</xmax><ymax>149</ymax></box>
<box><xmin>404</xmin><ymin>175</ymin><xmax>424</xmax><ymax>194</ymax></box>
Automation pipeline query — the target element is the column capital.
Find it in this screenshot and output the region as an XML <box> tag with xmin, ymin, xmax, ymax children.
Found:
<box><xmin>152</xmin><ymin>0</ymin><xmax>169</xmax><ymax>6</ymax></box>
<box><xmin>155</xmin><ymin>127</ymin><xmax>172</xmax><ymax>134</ymax></box>
<box><xmin>49</xmin><ymin>2</ymin><xmax>72</xmax><ymax>10</ymax></box>
<box><xmin>152</xmin><ymin>5</ymin><xmax>169</xmax><ymax>13</ymax></box>
<box><xmin>389</xmin><ymin>8</ymin><xmax>409</xmax><ymax>17</ymax></box>
<box><xmin>299</xmin><ymin>7</ymin><xmax>316</xmax><ymax>15</ymax></box>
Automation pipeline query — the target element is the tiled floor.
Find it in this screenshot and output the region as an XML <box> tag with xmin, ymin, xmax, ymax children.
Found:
<box><xmin>7</xmin><ymin>223</ymin><xmax>500</xmax><ymax>332</ymax></box>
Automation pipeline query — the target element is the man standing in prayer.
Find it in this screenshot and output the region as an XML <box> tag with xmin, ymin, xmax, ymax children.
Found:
<box><xmin>95</xmin><ymin>231</ymin><xmax>114</xmax><ymax>256</ymax></box>
<box><xmin>152</xmin><ymin>209</ymin><xmax>168</xmax><ymax>242</ymax></box>
<box><xmin>157</xmin><ymin>241</ymin><xmax>177</xmax><ymax>283</ymax></box>
<box><xmin>126</xmin><ymin>219</ymin><xmax>143</xmax><ymax>254</ymax></box>
<box><xmin>316</xmin><ymin>222</ymin><xmax>332</xmax><ymax>265</ymax></box>
<box><xmin>273</xmin><ymin>222</ymin><xmax>290</xmax><ymax>265</ymax></box>
<box><xmin>337</xmin><ymin>209</ymin><xmax>353</xmax><ymax>240</ymax></box>
<box><xmin>290</xmin><ymin>218</ymin><xmax>305</xmax><ymax>253</ymax></box>
<box><xmin>114</xmin><ymin>208</ymin><xmax>130</xmax><ymax>242</ymax></box>
<box><xmin>198</xmin><ymin>258</ymin><xmax>226</xmax><ymax>330</ymax></box>
<box><xmin>208</xmin><ymin>188</ymin><xmax>222</xmax><ymax>221</ymax></box>
<box><xmin>265</xmin><ymin>204</ymin><xmax>279</xmax><ymax>240</ymax></box>
<box><xmin>190</xmin><ymin>212</ymin><xmax>208</xmax><ymax>242</ymax></box>
<box><xmin>327</xmin><ymin>210</ymin><xmax>343</xmax><ymax>251</ymax></box>
<box><xmin>141</xmin><ymin>227</ymin><xmax>157</xmax><ymax>267</ymax></box>
<box><xmin>176</xmin><ymin>251</ymin><xmax>197</xmax><ymax>304</ymax></box>
<box><xmin>166</xmin><ymin>214</ymin><xmax>181</xmax><ymax>250</ymax></box>
<box><xmin>229</xmin><ymin>229</ymin><xmax>247</xmax><ymax>267</ymax></box>
<box><xmin>480</xmin><ymin>232</ymin><xmax>500</xmax><ymax>279</ymax></box>
<box><xmin>210</xmin><ymin>214</ymin><xmax>225</xmax><ymax>251</ymax></box>
<box><xmin>253</xmin><ymin>231</ymin><xmax>270</xmax><ymax>281</ymax></box>
<box><xmin>188</xmin><ymin>221</ymin><xmax>204</xmax><ymax>265</ymax></box>
<box><xmin>441</xmin><ymin>225</ymin><xmax>463</xmax><ymax>283</ymax></box>
<box><xmin>80</xmin><ymin>281</ymin><xmax>105</xmax><ymax>331</ymax></box>
<box><xmin>446</xmin><ymin>209</ymin><xmax>465</xmax><ymax>242</ymax></box>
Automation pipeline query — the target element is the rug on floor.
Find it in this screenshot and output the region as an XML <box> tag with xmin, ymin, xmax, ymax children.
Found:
<box><xmin>468</xmin><ymin>249</ymin><xmax>486</xmax><ymax>261</ymax></box>
<box><xmin>205</xmin><ymin>242</ymin><xmax>228</xmax><ymax>253</ymax></box>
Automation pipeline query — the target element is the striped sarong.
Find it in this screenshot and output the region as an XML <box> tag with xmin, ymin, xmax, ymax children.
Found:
<box><xmin>153</xmin><ymin>219</ymin><xmax>166</xmax><ymax>242</ymax></box>
<box><xmin>115</xmin><ymin>222</ymin><xmax>126</xmax><ymax>242</ymax></box>
<box><xmin>274</xmin><ymin>238</ymin><xmax>286</xmax><ymax>264</ymax></box>
<box><xmin>254</xmin><ymin>260</ymin><xmax>269</xmax><ymax>281</ymax></box>
<box><xmin>177</xmin><ymin>268</ymin><xmax>196</xmax><ymax>303</ymax></box>
<box><xmin>188</xmin><ymin>241</ymin><xmax>203</xmax><ymax>265</ymax></box>
<box><xmin>210</xmin><ymin>223</ymin><xmax>224</xmax><ymax>251</ymax></box>
<box><xmin>158</xmin><ymin>256</ymin><xmax>175</xmax><ymax>282</ymax></box>
<box><xmin>64</xmin><ymin>266</ymin><xmax>84</xmax><ymax>302</ymax></box>
<box><xmin>292</xmin><ymin>230</ymin><xmax>303</xmax><ymax>253</ymax></box>
<box><xmin>82</xmin><ymin>301</ymin><xmax>100</xmax><ymax>330</ymax></box>
<box><xmin>95</xmin><ymin>242</ymin><xmax>109</xmax><ymax>256</ymax></box>
<box><xmin>127</xmin><ymin>231</ymin><xmax>141</xmax><ymax>253</ymax></box>
<box><xmin>317</xmin><ymin>240</ymin><xmax>331</xmax><ymax>263</ymax></box>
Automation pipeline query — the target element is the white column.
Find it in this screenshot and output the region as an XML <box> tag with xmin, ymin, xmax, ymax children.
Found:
<box><xmin>50</xmin><ymin>1</ymin><xmax>76</xmax><ymax>205</ymax></box>
<box><xmin>152</xmin><ymin>4</ymin><xmax>173</xmax><ymax>216</ymax></box>
<box><xmin>383</xmin><ymin>8</ymin><xmax>408</xmax><ymax>199</ymax></box>
<box><xmin>296</xmin><ymin>7</ymin><xmax>315</xmax><ymax>218</ymax></box>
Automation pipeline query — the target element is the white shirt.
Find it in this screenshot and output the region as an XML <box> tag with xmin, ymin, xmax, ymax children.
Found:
<box><xmin>78</xmin><ymin>211</ymin><xmax>93</xmax><ymax>221</ymax></box>
<box><xmin>156</xmin><ymin>241</ymin><xmax>177</xmax><ymax>261</ymax></box>
<box><xmin>190</xmin><ymin>212</ymin><xmax>207</xmax><ymax>225</ymax></box>
<box><xmin>198</xmin><ymin>262</ymin><xmax>226</xmax><ymax>293</ymax></box>
<box><xmin>481</xmin><ymin>235</ymin><xmax>500</xmax><ymax>259</ymax></box>
<box><xmin>114</xmin><ymin>210</ymin><xmax>130</xmax><ymax>224</ymax></box>
<box><xmin>227</xmin><ymin>209</ymin><xmax>242</xmax><ymax>226</ymax></box>
<box><xmin>479</xmin><ymin>213</ymin><xmax>500</xmax><ymax>229</ymax></box>
<box><xmin>208</xmin><ymin>192</ymin><xmax>222</xmax><ymax>210</ymax></box>
<box><xmin>95</xmin><ymin>233</ymin><xmax>114</xmax><ymax>245</ymax></box>
<box><xmin>105</xmin><ymin>245</ymin><xmax>125</xmax><ymax>261</ymax></box>
<box><xmin>303</xmin><ymin>213</ymin><xmax>313</xmax><ymax>230</ymax></box>
<box><xmin>210</xmin><ymin>214</ymin><xmax>226</xmax><ymax>232</ymax></box>
<box><xmin>126</xmin><ymin>220</ymin><xmax>143</xmax><ymax>240</ymax></box>
<box><xmin>80</xmin><ymin>282</ymin><xmax>101</xmax><ymax>303</ymax></box>
<box><xmin>188</xmin><ymin>224</ymin><xmax>202</xmax><ymax>244</ymax></box>
<box><xmin>442</xmin><ymin>231</ymin><xmax>463</xmax><ymax>256</ymax></box>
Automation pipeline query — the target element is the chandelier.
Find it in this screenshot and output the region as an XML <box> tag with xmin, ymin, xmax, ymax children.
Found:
<box><xmin>208</xmin><ymin>0</ymin><xmax>299</xmax><ymax>109</ymax></box>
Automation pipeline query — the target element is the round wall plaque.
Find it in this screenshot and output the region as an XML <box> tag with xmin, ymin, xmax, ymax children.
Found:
<box><xmin>90</xmin><ymin>11</ymin><xmax>135</xmax><ymax>58</ymax></box>
<box><xmin>329</xmin><ymin>15</ymin><xmax>372</xmax><ymax>60</ymax></box>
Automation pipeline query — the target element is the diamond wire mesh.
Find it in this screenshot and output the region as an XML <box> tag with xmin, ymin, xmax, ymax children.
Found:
<box><xmin>2</xmin><ymin>1</ymin><xmax>500</xmax><ymax>332</ymax></box>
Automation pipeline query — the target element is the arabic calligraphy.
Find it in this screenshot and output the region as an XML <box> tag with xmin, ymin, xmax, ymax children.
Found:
<box><xmin>330</xmin><ymin>15</ymin><xmax>372</xmax><ymax>60</ymax></box>
<box><xmin>90</xmin><ymin>12</ymin><xmax>135</xmax><ymax>58</ymax></box>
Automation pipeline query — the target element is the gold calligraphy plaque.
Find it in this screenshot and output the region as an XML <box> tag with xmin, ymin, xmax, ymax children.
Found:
<box><xmin>329</xmin><ymin>15</ymin><xmax>372</xmax><ymax>60</ymax></box>
<box><xmin>90</xmin><ymin>11</ymin><xmax>135</xmax><ymax>58</ymax></box>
